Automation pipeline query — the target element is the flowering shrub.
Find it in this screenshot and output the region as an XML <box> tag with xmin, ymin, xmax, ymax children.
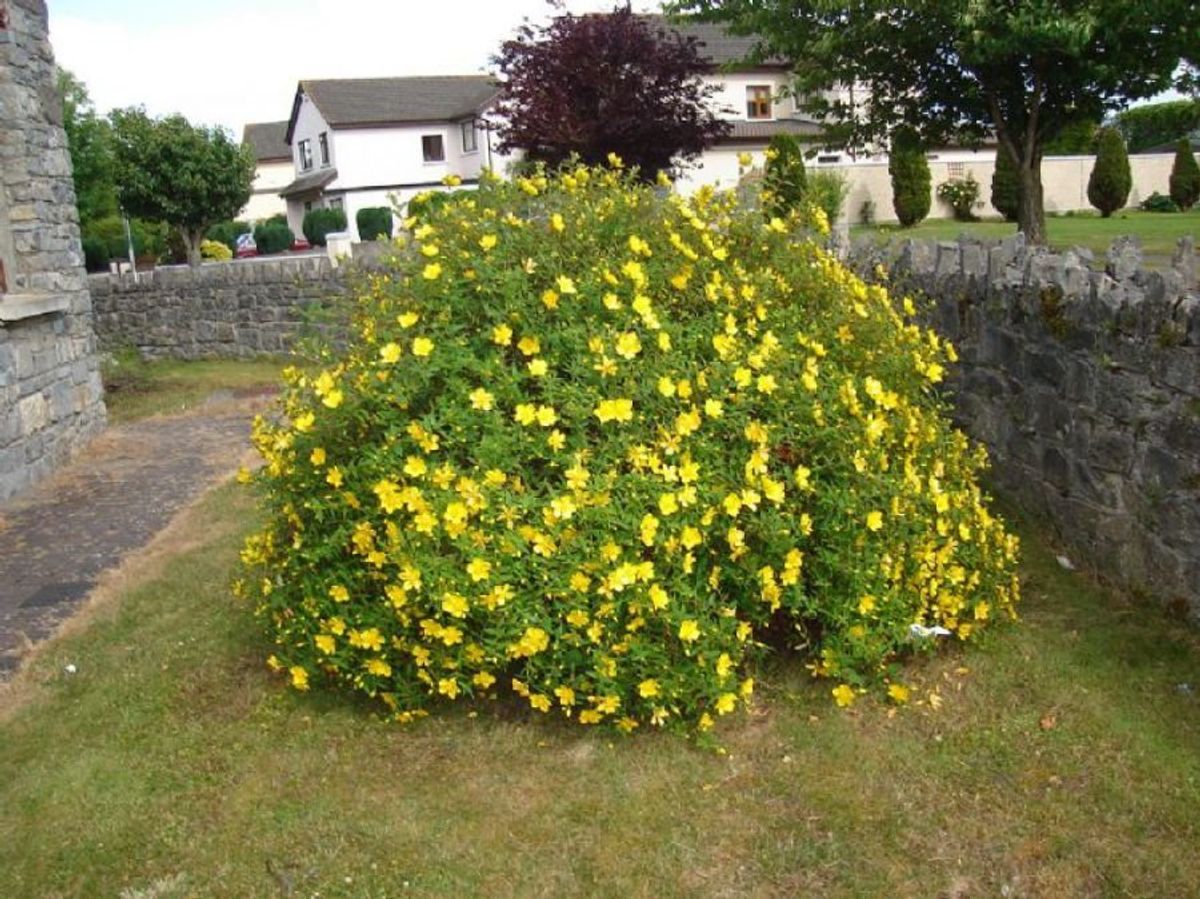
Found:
<box><xmin>936</xmin><ymin>174</ymin><xmax>982</xmax><ymax>222</ymax></box>
<box><xmin>200</xmin><ymin>238</ymin><xmax>232</xmax><ymax>261</ymax></box>
<box><xmin>239</xmin><ymin>162</ymin><xmax>1019</xmax><ymax>733</ymax></box>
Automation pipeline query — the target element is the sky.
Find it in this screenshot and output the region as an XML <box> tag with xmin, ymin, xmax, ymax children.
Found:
<box><xmin>49</xmin><ymin>0</ymin><xmax>661</xmax><ymax>135</ymax></box>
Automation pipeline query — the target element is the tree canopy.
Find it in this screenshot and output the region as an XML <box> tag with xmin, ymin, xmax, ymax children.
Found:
<box><xmin>492</xmin><ymin>7</ymin><xmax>730</xmax><ymax>179</ymax></box>
<box><xmin>666</xmin><ymin>1</ymin><xmax>1199</xmax><ymax>244</ymax></box>
<box><xmin>110</xmin><ymin>109</ymin><xmax>254</xmax><ymax>266</ymax></box>
<box><xmin>58</xmin><ymin>69</ymin><xmax>117</xmax><ymax>227</ymax></box>
<box><xmin>1116</xmin><ymin>100</ymin><xmax>1200</xmax><ymax>153</ymax></box>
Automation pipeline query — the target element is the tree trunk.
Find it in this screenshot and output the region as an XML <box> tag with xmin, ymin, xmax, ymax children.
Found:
<box><xmin>182</xmin><ymin>227</ymin><xmax>204</xmax><ymax>267</ymax></box>
<box><xmin>1016</xmin><ymin>154</ymin><xmax>1047</xmax><ymax>246</ymax></box>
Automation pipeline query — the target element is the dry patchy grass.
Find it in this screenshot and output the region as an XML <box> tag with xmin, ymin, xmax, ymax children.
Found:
<box><xmin>101</xmin><ymin>353</ymin><xmax>286</xmax><ymax>423</ymax></box>
<box><xmin>1</xmin><ymin>485</ymin><xmax>1197</xmax><ymax>898</ymax></box>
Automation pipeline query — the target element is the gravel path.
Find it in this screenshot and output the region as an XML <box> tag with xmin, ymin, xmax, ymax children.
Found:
<box><xmin>0</xmin><ymin>411</ymin><xmax>256</xmax><ymax>678</ymax></box>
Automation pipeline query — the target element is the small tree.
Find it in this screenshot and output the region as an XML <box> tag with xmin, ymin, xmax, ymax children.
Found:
<box><xmin>889</xmin><ymin>129</ymin><xmax>931</xmax><ymax>227</ymax></box>
<box><xmin>110</xmin><ymin>108</ymin><xmax>255</xmax><ymax>266</ymax></box>
<box><xmin>1168</xmin><ymin>139</ymin><xmax>1200</xmax><ymax>210</ymax></box>
<box><xmin>762</xmin><ymin>134</ymin><xmax>807</xmax><ymax>217</ymax></box>
<box><xmin>492</xmin><ymin>7</ymin><xmax>730</xmax><ymax>180</ymax></box>
<box><xmin>58</xmin><ymin>70</ymin><xmax>117</xmax><ymax>227</ymax></box>
<box><xmin>1087</xmin><ymin>127</ymin><xmax>1132</xmax><ymax>217</ymax></box>
<box><xmin>991</xmin><ymin>148</ymin><xmax>1020</xmax><ymax>222</ymax></box>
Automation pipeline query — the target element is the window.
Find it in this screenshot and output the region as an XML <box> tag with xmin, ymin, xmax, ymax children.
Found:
<box><xmin>422</xmin><ymin>134</ymin><xmax>445</xmax><ymax>163</ymax></box>
<box><xmin>461</xmin><ymin>119</ymin><xmax>478</xmax><ymax>154</ymax></box>
<box><xmin>327</xmin><ymin>197</ymin><xmax>343</xmax><ymax>211</ymax></box>
<box><xmin>817</xmin><ymin>154</ymin><xmax>842</xmax><ymax>164</ymax></box>
<box><xmin>319</xmin><ymin>132</ymin><xmax>330</xmax><ymax>167</ymax></box>
<box><xmin>299</xmin><ymin>139</ymin><xmax>313</xmax><ymax>171</ymax></box>
<box><xmin>948</xmin><ymin>162</ymin><xmax>965</xmax><ymax>178</ymax></box>
<box><xmin>746</xmin><ymin>85</ymin><xmax>772</xmax><ymax>120</ymax></box>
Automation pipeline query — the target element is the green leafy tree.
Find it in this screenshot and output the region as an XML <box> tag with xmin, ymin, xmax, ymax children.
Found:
<box><xmin>1168</xmin><ymin>139</ymin><xmax>1200</xmax><ymax>210</ymax></box>
<box><xmin>762</xmin><ymin>133</ymin><xmax>807</xmax><ymax>216</ymax></box>
<box><xmin>58</xmin><ymin>69</ymin><xmax>117</xmax><ymax>226</ymax></box>
<box><xmin>1087</xmin><ymin>127</ymin><xmax>1132</xmax><ymax>217</ymax></box>
<box><xmin>1116</xmin><ymin>100</ymin><xmax>1200</xmax><ymax>153</ymax></box>
<box><xmin>110</xmin><ymin>108</ymin><xmax>255</xmax><ymax>266</ymax></box>
<box><xmin>889</xmin><ymin>128</ymin><xmax>931</xmax><ymax>227</ymax></box>
<box><xmin>667</xmin><ymin>1</ymin><xmax>1199</xmax><ymax>245</ymax></box>
<box><xmin>991</xmin><ymin>147</ymin><xmax>1020</xmax><ymax>222</ymax></box>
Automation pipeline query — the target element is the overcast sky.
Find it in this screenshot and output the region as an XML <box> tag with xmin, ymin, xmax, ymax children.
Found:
<box><xmin>49</xmin><ymin>0</ymin><xmax>661</xmax><ymax>135</ymax></box>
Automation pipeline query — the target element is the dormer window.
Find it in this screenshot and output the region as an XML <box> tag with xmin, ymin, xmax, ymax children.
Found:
<box><xmin>746</xmin><ymin>85</ymin><xmax>773</xmax><ymax>120</ymax></box>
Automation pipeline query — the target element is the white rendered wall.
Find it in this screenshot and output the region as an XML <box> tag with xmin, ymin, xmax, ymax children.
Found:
<box><xmin>240</xmin><ymin>160</ymin><xmax>292</xmax><ymax>222</ymax></box>
<box><xmin>290</xmin><ymin>93</ymin><xmax>336</xmax><ymax>178</ymax></box>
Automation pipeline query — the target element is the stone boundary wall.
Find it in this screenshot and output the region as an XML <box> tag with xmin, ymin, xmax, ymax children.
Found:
<box><xmin>849</xmin><ymin>234</ymin><xmax>1200</xmax><ymax>619</ymax></box>
<box><xmin>90</xmin><ymin>255</ymin><xmax>351</xmax><ymax>359</ymax></box>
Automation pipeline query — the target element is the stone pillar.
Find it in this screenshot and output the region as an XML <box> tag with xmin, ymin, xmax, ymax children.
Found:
<box><xmin>0</xmin><ymin>0</ymin><xmax>106</xmax><ymax>500</ymax></box>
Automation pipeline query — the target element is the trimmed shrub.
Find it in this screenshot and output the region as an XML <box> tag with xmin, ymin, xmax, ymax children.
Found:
<box><xmin>889</xmin><ymin>129</ymin><xmax>931</xmax><ymax>227</ymax></box>
<box><xmin>937</xmin><ymin>173</ymin><xmax>982</xmax><ymax>222</ymax></box>
<box><xmin>1168</xmin><ymin>139</ymin><xmax>1200</xmax><ymax>211</ymax></box>
<box><xmin>303</xmin><ymin>207</ymin><xmax>348</xmax><ymax>246</ymax></box>
<box><xmin>990</xmin><ymin>149</ymin><xmax>1020</xmax><ymax>222</ymax></box>
<box><xmin>207</xmin><ymin>220</ymin><xmax>251</xmax><ymax>253</ymax></box>
<box><xmin>356</xmin><ymin>206</ymin><xmax>394</xmax><ymax>241</ymax></box>
<box><xmin>1087</xmin><ymin>128</ymin><xmax>1132</xmax><ymax>217</ymax></box>
<box><xmin>254</xmin><ymin>221</ymin><xmax>294</xmax><ymax>255</ymax></box>
<box><xmin>200</xmin><ymin>239</ymin><xmax>232</xmax><ymax>261</ymax></box>
<box><xmin>762</xmin><ymin>134</ymin><xmax>807</xmax><ymax>217</ymax></box>
<box><xmin>806</xmin><ymin>169</ymin><xmax>849</xmax><ymax>226</ymax></box>
<box><xmin>240</xmin><ymin>163</ymin><xmax>1020</xmax><ymax>733</ymax></box>
<box><xmin>1140</xmin><ymin>191</ymin><xmax>1180</xmax><ymax>213</ymax></box>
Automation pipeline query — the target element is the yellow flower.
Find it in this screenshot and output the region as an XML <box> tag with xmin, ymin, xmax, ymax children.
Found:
<box><xmin>858</xmin><ymin>595</ymin><xmax>876</xmax><ymax>615</ymax></box>
<box><xmin>715</xmin><ymin>692</ymin><xmax>737</xmax><ymax>715</ymax></box>
<box><xmin>325</xmin><ymin>466</ymin><xmax>344</xmax><ymax>488</ymax></box>
<box><xmin>594</xmin><ymin>398</ymin><xmax>634</xmax><ymax>423</ymax></box>
<box><xmin>322</xmin><ymin>389</ymin><xmax>343</xmax><ymax>409</ymax></box>
<box><xmin>647</xmin><ymin>584</ymin><xmax>669</xmax><ymax>610</ymax></box>
<box><xmin>794</xmin><ymin>465</ymin><xmax>812</xmax><ymax>490</ymax></box>
<box><xmin>329</xmin><ymin>584</ymin><xmax>350</xmax><ymax>603</ymax></box>
<box><xmin>703</xmin><ymin>398</ymin><xmax>724</xmax><ymax>419</ymax></box>
<box><xmin>614</xmin><ymin>331</ymin><xmax>642</xmax><ymax>359</ymax></box>
<box><xmin>657</xmin><ymin>376</ymin><xmax>676</xmax><ymax>397</ymax></box>
<box><xmin>550</xmin><ymin>213</ymin><xmax>565</xmax><ymax>233</ymax></box>
<box><xmin>422</xmin><ymin>262</ymin><xmax>442</xmax><ymax>280</ymax></box>
<box><xmin>535</xmin><ymin>405</ymin><xmax>557</xmax><ymax>427</ymax></box>
<box><xmin>514</xmin><ymin>403</ymin><xmax>538</xmax><ymax>425</ymax></box>
<box><xmin>404</xmin><ymin>456</ymin><xmax>427</xmax><ymax>478</ymax></box>
<box><xmin>547</xmin><ymin>429</ymin><xmax>566</xmax><ymax>450</ymax></box>
<box><xmin>756</xmin><ymin>374</ymin><xmax>778</xmax><ymax>394</ymax></box>
<box><xmin>438</xmin><ymin>677</ymin><xmax>460</xmax><ymax>698</ymax></box>
<box><xmin>638</xmin><ymin>679</ymin><xmax>660</xmax><ymax>698</ymax></box>
<box><xmin>680</xmin><ymin>526</ymin><xmax>702</xmax><ymax>549</ymax></box>
<box><xmin>421</xmin><ymin>243</ymin><xmax>440</xmax><ymax>257</ymax></box>
<box><xmin>412</xmin><ymin>337</ymin><xmax>434</xmax><ymax>357</ymax></box>
<box><xmin>541</xmin><ymin>288</ymin><xmax>559</xmax><ymax>309</ymax></box>
<box><xmin>310</xmin><ymin>447</ymin><xmax>326</xmax><ymax>466</ymax></box>
<box><xmin>887</xmin><ymin>683</ymin><xmax>910</xmax><ymax>704</ymax></box>
<box><xmin>517</xmin><ymin>336</ymin><xmax>541</xmax><ymax>356</ymax></box>
<box><xmin>289</xmin><ymin>666</ymin><xmax>310</xmax><ymax>690</ymax></box>
<box><xmin>658</xmin><ymin>492</ymin><xmax>679</xmax><ymax>515</ymax></box>
<box><xmin>315</xmin><ymin>634</ymin><xmax>336</xmax><ymax>654</ymax></box>
<box><xmin>555</xmin><ymin>685</ymin><xmax>576</xmax><ymax>707</ymax></box>
<box><xmin>442</xmin><ymin>592</ymin><xmax>470</xmax><ymax>617</ymax></box>
<box><xmin>528</xmin><ymin>358</ymin><xmax>548</xmax><ymax>377</ymax></box>
<box><xmin>293</xmin><ymin>411</ymin><xmax>315</xmax><ymax>432</ymax></box>
<box><xmin>469</xmin><ymin>387</ymin><xmax>494</xmax><ymax>410</ymax></box>
<box><xmin>492</xmin><ymin>323</ymin><xmax>513</xmax><ymax>345</ymax></box>
<box><xmin>678</xmin><ymin>620</ymin><xmax>701</xmax><ymax>643</ymax></box>
<box><xmin>737</xmin><ymin>151</ymin><xmax>753</xmax><ymax>167</ymax></box>
<box><xmin>379</xmin><ymin>342</ymin><xmax>403</xmax><ymax>363</ymax></box>
<box><xmin>442</xmin><ymin>173</ymin><xmax>462</xmax><ymax>186</ymax></box>
<box><xmin>479</xmin><ymin>233</ymin><xmax>498</xmax><ymax>251</ymax></box>
<box><xmin>866</xmin><ymin>510</ymin><xmax>884</xmax><ymax>532</ymax></box>
<box><xmin>832</xmin><ymin>684</ymin><xmax>856</xmax><ymax>707</ymax></box>
<box><xmin>466</xmin><ymin>558</ymin><xmax>492</xmax><ymax>582</ymax></box>
<box><xmin>366</xmin><ymin>657</ymin><xmax>392</xmax><ymax>677</ymax></box>
<box><xmin>398</xmin><ymin>311</ymin><xmax>420</xmax><ymax>328</ymax></box>
<box><xmin>473</xmin><ymin>671</ymin><xmax>496</xmax><ymax>689</ymax></box>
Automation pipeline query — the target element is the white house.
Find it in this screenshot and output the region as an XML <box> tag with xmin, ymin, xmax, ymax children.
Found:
<box><xmin>240</xmin><ymin>121</ymin><xmax>291</xmax><ymax>222</ymax></box>
<box><xmin>280</xmin><ymin>75</ymin><xmax>509</xmax><ymax>240</ymax></box>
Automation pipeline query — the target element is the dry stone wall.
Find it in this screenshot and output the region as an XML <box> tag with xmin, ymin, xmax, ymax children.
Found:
<box><xmin>0</xmin><ymin>0</ymin><xmax>106</xmax><ymax>501</ymax></box>
<box><xmin>850</xmin><ymin>234</ymin><xmax>1200</xmax><ymax>619</ymax></box>
<box><xmin>90</xmin><ymin>255</ymin><xmax>350</xmax><ymax>359</ymax></box>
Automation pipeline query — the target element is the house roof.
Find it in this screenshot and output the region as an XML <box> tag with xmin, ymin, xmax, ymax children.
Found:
<box><xmin>279</xmin><ymin>168</ymin><xmax>338</xmax><ymax>198</ymax></box>
<box><xmin>242</xmin><ymin>121</ymin><xmax>291</xmax><ymax>162</ymax></box>
<box><xmin>722</xmin><ymin>119</ymin><xmax>824</xmax><ymax>143</ymax></box>
<box><xmin>297</xmin><ymin>75</ymin><xmax>500</xmax><ymax>132</ymax></box>
<box><xmin>644</xmin><ymin>16</ymin><xmax>788</xmax><ymax>69</ymax></box>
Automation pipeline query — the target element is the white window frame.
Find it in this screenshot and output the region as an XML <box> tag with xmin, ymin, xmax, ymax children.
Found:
<box><xmin>422</xmin><ymin>134</ymin><xmax>446</xmax><ymax>164</ymax></box>
<box><xmin>298</xmin><ymin>139</ymin><xmax>313</xmax><ymax>171</ymax></box>
<box><xmin>461</xmin><ymin>119</ymin><xmax>478</xmax><ymax>154</ymax></box>
<box><xmin>318</xmin><ymin>132</ymin><xmax>330</xmax><ymax>167</ymax></box>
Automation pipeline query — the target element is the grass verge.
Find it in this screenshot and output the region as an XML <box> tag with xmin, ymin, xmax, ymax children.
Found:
<box><xmin>854</xmin><ymin>208</ymin><xmax>1200</xmax><ymax>265</ymax></box>
<box><xmin>1</xmin><ymin>485</ymin><xmax>1197</xmax><ymax>897</ymax></box>
<box><xmin>101</xmin><ymin>352</ymin><xmax>286</xmax><ymax>423</ymax></box>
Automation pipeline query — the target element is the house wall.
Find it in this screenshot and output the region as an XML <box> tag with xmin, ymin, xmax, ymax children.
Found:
<box><xmin>241</xmin><ymin>159</ymin><xmax>292</xmax><ymax>223</ymax></box>
<box><xmin>291</xmin><ymin>92</ymin><xmax>336</xmax><ymax>177</ymax></box>
<box><xmin>702</xmin><ymin>71</ymin><xmax>796</xmax><ymax>120</ymax></box>
<box><xmin>0</xmin><ymin>0</ymin><xmax>106</xmax><ymax>501</ymax></box>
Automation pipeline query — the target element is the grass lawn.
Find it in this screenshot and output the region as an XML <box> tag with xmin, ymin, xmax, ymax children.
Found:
<box><xmin>1</xmin><ymin>482</ymin><xmax>1197</xmax><ymax>897</ymax></box>
<box><xmin>854</xmin><ymin>208</ymin><xmax>1200</xmax><ymax>266</ymax></box>
<box><xmin>101</xmin><ymin>351</ymin><xmax>286</xmax><ymax>423</ymax></box>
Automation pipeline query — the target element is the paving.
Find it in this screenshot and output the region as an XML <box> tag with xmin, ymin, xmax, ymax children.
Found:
<box><xmin>0</xmin><ymin>409</ymin><xmax>257</xmax><ymax>678</ymax></box>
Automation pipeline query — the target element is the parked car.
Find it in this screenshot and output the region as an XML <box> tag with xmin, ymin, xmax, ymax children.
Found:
<box><xmin>235</xmin><ymin>232</ymin><xmax>258</xmax><ymax>258</ymax></box>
